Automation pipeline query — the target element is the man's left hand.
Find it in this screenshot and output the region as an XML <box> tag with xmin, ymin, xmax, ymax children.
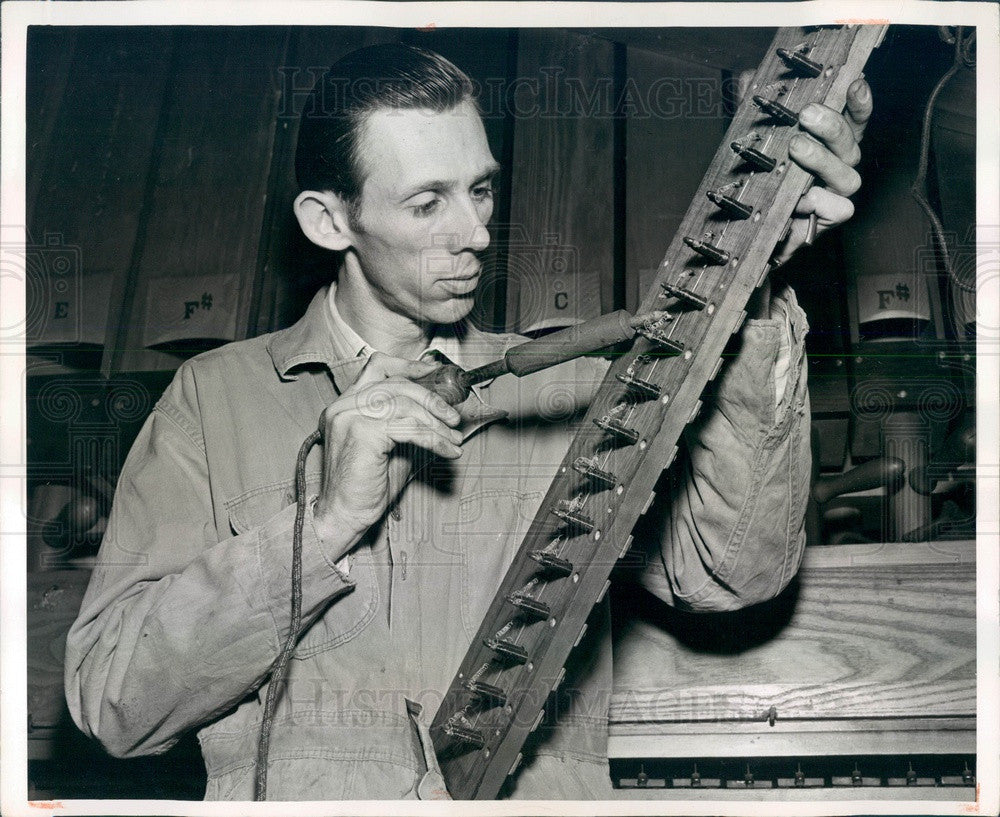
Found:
<box><xmin>770</xmin><ymin>77</ymin><xmax>873</xmax><ymax>266</ymax></box>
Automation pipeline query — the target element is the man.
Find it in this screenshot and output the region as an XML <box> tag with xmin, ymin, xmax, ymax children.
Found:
<box><xmin>65</xmin><ymin>43</ymin><xmax>871</xmax><ymax>799</ymax></box>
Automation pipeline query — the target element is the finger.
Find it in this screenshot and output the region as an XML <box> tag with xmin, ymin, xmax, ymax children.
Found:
<box><xmin>770</xmin><ymin>188</ymin><xmax>855</xmax><ymax>267</ymax></box>
<box><xmin>794</xmin><ymin>186</ymin><xmax>855</xmax><ymax>228</ymax></box>
<box><xmin>383</xmin><ymin>417</ymin><xmax>464</xmax><ymax>460</ymax></box>
<box><xmin>324</xmin><ymin>401</ymin><xmax>463</xmax><ymax>461</ymax></box>
<box><xmin>797</xmin><ymin>103</ymin><xmax>861</xmax><ymax>167</ymax></box>
<box><xmin>343</xmin><ymin>371</ymin><xmax>461</xmax><ymax>426</ymax></box>
<box><xmin>349</xmin><ymin>388</ymin><xmax>462</xmax><ymax>432</ymax></box>
<box><xmin>770</xmin><ymin>214</ymin><xmax>810</xmax><ymax>267</ymax></box>
<box><xmin>788</xmin><ymin>133</ymin><xmax>861</xmax><ymax>197</ymax></box>
<box><xmin>844</xmin><ymin>78</ymin><xmax>873</xmax><ymax>142</ymax></box>
<box><xmin>378</xmin><ymin>378</ymin><xmax>463</xmax><ymax>426</ymax></box>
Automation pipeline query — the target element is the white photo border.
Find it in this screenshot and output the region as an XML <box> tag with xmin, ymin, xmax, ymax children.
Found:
<box><xmin>2</xmin><ymin>2</ymin><xmax>997</xmax><ymax>816</ymax></box>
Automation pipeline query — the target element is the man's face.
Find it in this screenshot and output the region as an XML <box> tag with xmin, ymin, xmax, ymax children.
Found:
<box><xmin>347</xmin><ymin>99</ymin><xmax>499</xmax><ymax>326</ymax></box>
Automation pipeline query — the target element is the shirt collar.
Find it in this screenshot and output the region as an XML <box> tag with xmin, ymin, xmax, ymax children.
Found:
<box><xmin>324</xmin><ymin>280</ymin><xmax>370</xmax><ymax>362</ymax></box>
<box><xmin>322</xmin><ymin>283</ymin><xmax>481</xmax><ymax>377</ymax></box>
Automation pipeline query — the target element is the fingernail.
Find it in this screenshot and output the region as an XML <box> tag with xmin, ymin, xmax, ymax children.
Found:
<box><xmin>790</xmin><ymin>134</ymin><xmax>810</xmax><ymax>153</ymax></box>
<box><xmin>437</xmin><ymin>398</ymin><xmax>459</xmax><ymax>419</ymax></box>
<box><xmin>799</xmin><ymin>105</ymin><xmax>819</xmax><ymax>126</ymax></box>
<box><xmin>804</xmin><ymin>213</ymin><xmax>818</xmax><ymax>246</ymax></box>
<box><xmin>450</xmin><ymin>429</ymin><xmax>463</xmax><ymax>443</ymax></box>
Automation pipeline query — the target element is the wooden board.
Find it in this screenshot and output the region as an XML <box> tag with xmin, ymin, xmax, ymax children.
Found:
<box><xmin>609</xmin><ymin>716</ymin><xmax>975</xmax><ymax>758</ymax></box>
<box><xmin>611</xmin><ymin>540</ymin><xmax>976</xmax><ymax>724</ymax></box>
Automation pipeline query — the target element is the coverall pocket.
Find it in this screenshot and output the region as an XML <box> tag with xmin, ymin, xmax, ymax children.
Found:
<box><xmin>456</xmin><ymin>489</ymin><xmax>542</xmax><ymax>638</ymax></box>
<box><xmin>226</xmin><ymin>479</ymin><xmax>379</xmax><ymax>656</ymax></box>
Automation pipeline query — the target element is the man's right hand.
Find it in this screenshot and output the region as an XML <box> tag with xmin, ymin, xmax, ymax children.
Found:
<box><xmin>312</xmin><ymin>352</ymin><xmax>464</xmax><ymax>554</ymax></box>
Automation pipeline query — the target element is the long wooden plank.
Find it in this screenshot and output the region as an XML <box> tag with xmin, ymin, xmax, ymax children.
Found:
<box><xmin>608</xmin><ymin>719</ymin><xmax>975</xmax><ymax>760</ymax></box>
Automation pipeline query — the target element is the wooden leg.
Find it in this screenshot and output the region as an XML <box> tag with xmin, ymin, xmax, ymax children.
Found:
<box><xmin>882</xmin><ymin>412</ymin><xmax>932</xmax><ymax>541</ymax></box>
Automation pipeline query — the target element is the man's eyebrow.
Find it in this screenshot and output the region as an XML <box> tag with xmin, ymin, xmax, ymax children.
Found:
<box><xmin>398</xmin><ymin>163</ymin><xmax>502</xmax><ymax>201</ymax></box>
<box><xmin>476</xmin><ymin>162</ymin><xmax>502</xmax><ymax>183</ymax></box>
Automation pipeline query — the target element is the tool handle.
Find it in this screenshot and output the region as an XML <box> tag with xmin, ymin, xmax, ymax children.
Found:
<box><xmin>412</xmin><ymin>364</ymin><xmax>472</xmax><ymax>406</ymax></box>
<box><xmin>414</xmin><ymin>310</ymin><xmax>638</xmax><ymax>404</ymax></box>
<box><xmin>503</xmin><ymin>310</ymin><xmax>635</xmax><ymax>377</ymax></box>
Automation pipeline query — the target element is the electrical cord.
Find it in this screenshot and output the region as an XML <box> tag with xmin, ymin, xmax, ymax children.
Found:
<box><xmin>254</xmin><ymin>428</ymin><xmax>322</xmax><ymax>801</ymax></box>
<box><xmin>910</xmin><ymin>25</ymin><xmax>977</xmax><ymax>296</ymax></box>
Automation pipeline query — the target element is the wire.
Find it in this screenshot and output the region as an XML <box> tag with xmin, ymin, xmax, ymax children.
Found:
<box><xmin>910</xmin><ymin>26</ymin><xmax>977</xmax><ymax>295</ymax></box>
<box><xmin>254</xmin><ymin>428</ymin><xmax>322</xmax><ymax>800</ymax></box>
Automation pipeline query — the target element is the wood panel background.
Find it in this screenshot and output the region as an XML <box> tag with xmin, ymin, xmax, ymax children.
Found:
<box><xmin>505</xmin><ymin>29</ymin><xmax>615</xmax><ymax>332</ymax></box>
<box><xmin>25</xmin><ymin>29</ymin><xmax>77</xmax><ymax>228</ymax></box>
<box><xmin>27</xmin><ymin>28</ymin><xmax>173</xmax><ymax>368</ymax></box>
<box><xmin>114</xmin><ymin>27</ymin><xmax>290</xmax><ymax>372</ymax></box>
<box><xmin>624</xmin><ymin>45</ymin><xmax>728</xmax><ymax>312</ymax></box>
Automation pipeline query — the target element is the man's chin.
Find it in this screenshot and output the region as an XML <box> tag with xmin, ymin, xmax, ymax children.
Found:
<box><xmin>428</xmin><ymin>295</ymin><xmax>477</xmax><ymax>326</ymax></box>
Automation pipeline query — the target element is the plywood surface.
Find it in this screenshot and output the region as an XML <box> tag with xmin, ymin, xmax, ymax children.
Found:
<box><xmin>612</xmin><ymin>541</ymin><xmax>976</xmax><ymax>723</ymax></box>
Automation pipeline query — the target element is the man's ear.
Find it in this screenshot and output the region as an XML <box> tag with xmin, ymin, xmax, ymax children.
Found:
<box><xmin>293</xmin><ymin>189</ymin><xmax>357</xmax><ymax>252</ymax></box>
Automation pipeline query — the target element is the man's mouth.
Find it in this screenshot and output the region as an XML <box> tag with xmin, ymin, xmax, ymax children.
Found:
<box><xmin>438</xmin><ymin>272</ymin><xmax>481</xmax><ymax>295</ymax></box>
<box><xmin>438</xmin><ymin>258</ymin><xmax>482</xmax><ymax>294</ymax></box>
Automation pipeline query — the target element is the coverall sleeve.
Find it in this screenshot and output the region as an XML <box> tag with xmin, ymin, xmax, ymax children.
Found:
<box><xmin>64</xmin><ymin>364</ymin><xmax>356</xmax><ymax>758</ymax></box>
<box><xmin>635</xmin><ymin>282</ymin><xmax>812</xmax><ymax>611</ymax></box>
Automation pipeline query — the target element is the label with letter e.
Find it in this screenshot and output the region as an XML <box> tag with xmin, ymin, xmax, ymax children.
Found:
<box><xmin>29</xmin><ymin>270</ymin><xmax>112</xmax><ymax>346</ymax></box>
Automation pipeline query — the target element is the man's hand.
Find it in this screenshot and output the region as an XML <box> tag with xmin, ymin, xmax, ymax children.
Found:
<box><xmin>312</xmin><ymin>352</ymin><xmax>463</xmax><ymax>554</ymax></box>
<box><xmin>770</xmin><ymin>77</ymin><xmax>873</xmax><ymax>266</ymax></box>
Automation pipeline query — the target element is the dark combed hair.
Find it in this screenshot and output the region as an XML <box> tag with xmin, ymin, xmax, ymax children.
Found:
<box><xmin>294</xmin><ymin>43</ymin><xmax>476</xmax><ymax>209</ymax></box>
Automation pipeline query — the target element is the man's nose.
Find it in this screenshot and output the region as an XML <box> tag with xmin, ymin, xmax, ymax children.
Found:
<box><xmin>443</xmin><ymin>196</ymin><xmax>491</xmax><ymax>253</ymax></box>
<box><xmin>466</xmin><ymin>223</ymin><xmax>491</xmax><ymax>252</ymax></box>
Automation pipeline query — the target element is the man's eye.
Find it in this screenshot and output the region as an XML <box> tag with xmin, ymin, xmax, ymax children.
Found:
<box><xmin>412</xmin><ymin>197</ymin><xmax>441</xmax><ymax>217</ymax></box>
<box><xmin>472</xmin><ymin>185</ymin><xmax>494</xmax><ymax>202</ymax></box>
